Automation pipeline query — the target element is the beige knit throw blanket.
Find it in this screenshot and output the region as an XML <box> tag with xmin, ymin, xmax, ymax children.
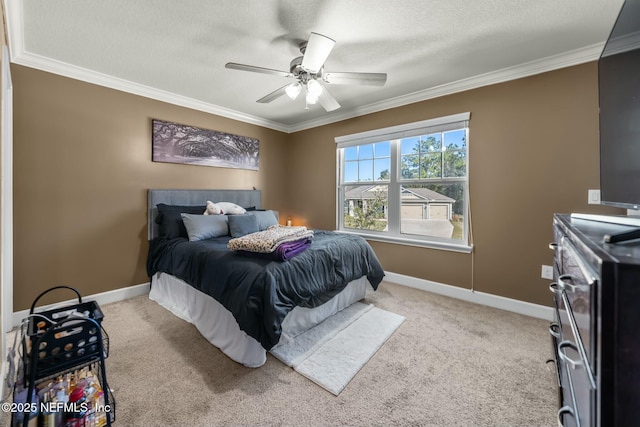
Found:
<box><xmin>227</xmin><ymin>225</ymin><xmax>314</xmax><ymax>253</ymax></box>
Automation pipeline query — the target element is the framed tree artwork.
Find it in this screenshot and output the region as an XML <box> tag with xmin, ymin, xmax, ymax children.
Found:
<box><xmin>152</xmin><ymin>119</ymin><xmax>259</xmax><ymax>170</ymax></box>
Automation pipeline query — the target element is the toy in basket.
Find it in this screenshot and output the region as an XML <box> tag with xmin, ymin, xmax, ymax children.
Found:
<box><xmin>23</xmin><ymin>286</ymin><xmax>109</xmax><ymax>381</ymax></box>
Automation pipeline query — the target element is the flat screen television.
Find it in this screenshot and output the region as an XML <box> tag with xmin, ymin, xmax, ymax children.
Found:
<box><xmin>598</xmin><ymin>0</ymin><xmax>640</xmax><ymax>211</ymax></box>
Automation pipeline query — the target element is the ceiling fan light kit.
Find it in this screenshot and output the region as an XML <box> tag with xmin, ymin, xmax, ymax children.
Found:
<box><xmin>306</xmin><ymin>79</ymin><xmax>322</xmax><ymax>103</ymax></box>
<box><xmin>225</xmin><ymin>32</ymin><xmax>387</xmax><ymax>112</ymax></box>
<box><xmin>285</xmin><ymin>82</ymin><xmax>302</xmax><ymax>100</ymax></box>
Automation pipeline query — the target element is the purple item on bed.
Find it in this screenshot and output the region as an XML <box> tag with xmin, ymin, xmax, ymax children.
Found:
<box><xmin>238</xmin><ymin>238</ymin><xmax>312</xmax><ymax>261</ymax></box>
<box><xmin>275</xmin><ymin>238</ymin><xmax>312</xmax><ymax>260</ymax></box>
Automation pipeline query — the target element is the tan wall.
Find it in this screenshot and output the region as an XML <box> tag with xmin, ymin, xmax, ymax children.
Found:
<box><xmin>12</xmin><ymin>60</ymin><xmax>622</xmax><ymax>311</ymax></box>
<box><xmin>12</xmin><ymin>65</ymin><xmax>289</xmax><ymax>310</ymax></box>
<box><xmin>286</xmin><ymin>62</ymin><xmax>621</xmax><ymax>306</ymax></box>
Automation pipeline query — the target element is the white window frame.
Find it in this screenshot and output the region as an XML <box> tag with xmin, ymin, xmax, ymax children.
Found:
<box><xmin>335</xmin><ymin>112</ymin><xmax>472</xmax><ymax>253</ymax></box>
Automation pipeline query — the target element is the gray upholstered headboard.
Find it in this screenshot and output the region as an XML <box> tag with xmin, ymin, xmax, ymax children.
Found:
<box><xmin>147</xmin><ymin>189</ymin><xmax>262</xmax><ymax>240</ymax></box>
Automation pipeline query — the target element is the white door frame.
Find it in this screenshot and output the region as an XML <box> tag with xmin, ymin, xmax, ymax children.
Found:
<box><xmin>1</xmin><ymin>44</ymin><xmax>13</xmax><ymax>340</ymax></box>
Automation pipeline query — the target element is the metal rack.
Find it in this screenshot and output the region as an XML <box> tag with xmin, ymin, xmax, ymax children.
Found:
<box><xmin>13</xmin><ymin>286</ymin><xmax>115</xmax><ymax>427</ymax></box>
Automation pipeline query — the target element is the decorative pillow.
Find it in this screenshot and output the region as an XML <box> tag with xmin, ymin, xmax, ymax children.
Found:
<box><xmin>247</xmin><ymin>210</ymin><xmax>279</xmax><ymax>231</ymax></box>
<box><xmin>203</xmin><ymin>201</ymin><xmax>223</xmax><ymax>215</ymax></box>
<box><xmin>203</xmin><ymin>201</ymin><xmax>247</xmax><ymax>215</ymax></box>
<box><xmin>156</xmin><ymin>204</ymin><xmax>207</xmax><ymax>239</ymax></box>
<box><xmin>218</xmin><ymin>202</ymin><xmax>247</xmax><ymax>215</ymax></box>
<box><xmin>228</xmin><ymin>214</ymin><xmax>259</xmax><ymax>238</ymax></box>
<box><xmin>180</xmin><ymin>213</ymin><xmax>229</xmax><ymax>241</ymax></box>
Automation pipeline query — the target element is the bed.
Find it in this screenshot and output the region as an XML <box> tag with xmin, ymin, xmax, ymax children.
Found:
<box><xmin>145</xmin><ymin>189</ymin><xmax>385</xmax><ymax>367</ymax></box>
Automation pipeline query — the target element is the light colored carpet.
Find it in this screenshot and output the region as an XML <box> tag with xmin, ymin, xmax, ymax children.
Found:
<box><xmin>1</xmin><ymin>281</ymin><xmax>557</xmax><ymax>427</ymax></box>
<box><xmin>270</xmin><ymin>302</ymin><xmax>405</xmax><ymax>395</ymax></box>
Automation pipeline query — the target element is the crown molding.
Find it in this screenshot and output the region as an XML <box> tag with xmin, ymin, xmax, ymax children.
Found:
<box><xmin>287</xmin><ymin>42</ymin><xmax>605</xmax><ymax>132</ymax></box>
<box><xmin>14</xmin><ymin>51</ymin><xmax>293</xmax><ymax>133</ymax></box>
<box><xmin>5</xmin><ymin>0</ymin><xmax>605</xmax><ymax>134</ymax></box>
<box><xmin>4</xmin><ymin>0</ymin><xmax>293</xmax><ymax>133</ymax></box>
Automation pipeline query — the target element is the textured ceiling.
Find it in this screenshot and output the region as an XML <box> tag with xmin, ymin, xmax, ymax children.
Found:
<box><xmin>5</xmin><ymin>0</ymin><xmax>625</xmax><ymax>132</ymax></box>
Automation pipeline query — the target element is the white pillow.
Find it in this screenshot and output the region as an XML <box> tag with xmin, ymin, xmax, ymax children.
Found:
<box><xmin>216</xmin><ymin>201</ymin><xmax>246</xmax><ymax>215</ymax></box>
<box><xmin>203</xmin><ymin>200</ymin><xmax>246</xmax><ymax>215</ymax></box>
<box><xmin>203</xmin><ymin>201</ymin><xmax>223</xmax><ymax>215</ymax></box>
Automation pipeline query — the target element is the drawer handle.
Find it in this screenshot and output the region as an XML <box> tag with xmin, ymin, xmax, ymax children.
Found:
<box><xmin>558</xmin><ymin>274</ymin><xmax>578</xmax><ymax>292</ymax></box>
<box><xmin>558</xmin><ymin>340</ymin><xmax>583</xmax><ymax>369</ymax></box>
<box><xmin>559</xmin><ymin>273</ymin><xmax>594</xmax><ymax>291</ymax></box>
<box><xmin>557</xmin><ymin>405</ymin><xmax>575</xmax><ymax>427</ymax></box>
<box><xmin>549</xmin><ymin>242</ymin><xmax>558</xmax><ymax>250</ymax></box>
<box><xmin>549</xmin><ymin>322</ymin><xmax>560</xmax><ymax>339</ymax></box>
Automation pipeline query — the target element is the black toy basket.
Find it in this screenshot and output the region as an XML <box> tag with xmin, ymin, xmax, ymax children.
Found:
<box><xmin>14</xmin><ymin>286</ymin><xmax>115</xmax><ymax>427</ymax></box>
<box><xmin>23</xmin><ymin>286</ymin><xmax>109</xmax><ymax>381</ymax></box>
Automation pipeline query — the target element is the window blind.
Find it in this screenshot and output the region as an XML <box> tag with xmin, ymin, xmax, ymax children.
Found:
<box><xmin>335</xmin><ymin>112</ymin><xmax>470</xmax><ymax>148</ymax></box>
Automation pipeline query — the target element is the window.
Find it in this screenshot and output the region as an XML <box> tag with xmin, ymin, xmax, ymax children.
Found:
<box><xmin>336</xmin><ymin>113</ymin><xmax>471</xmax><ymax>252</ymax></box>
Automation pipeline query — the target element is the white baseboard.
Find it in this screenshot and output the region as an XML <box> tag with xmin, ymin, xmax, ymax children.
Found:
<box><xmin>9</xmin><ymin>275</ymin><xmax>552</xmax><ymax>326</ymax></box>
<box><xmin>12</xmin><ymin>282</ymin><xmax>150</xmax><ymax>328</ymax></box>
<box><xmin>384</xmin><ymin>272</ymin><xmax>554</xmax><ymax>321</ymax></box>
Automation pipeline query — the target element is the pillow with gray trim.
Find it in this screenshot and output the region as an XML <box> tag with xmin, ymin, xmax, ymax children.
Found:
<box><xmin>181</xmin><ymin>213</ymin><xmax>229</xmax><ymax>241</ymax></box>
<box><xmin>228</xmin><ymin>213</ymin><xmax>259</xmax><ymax>238</ymax></box>
<box><xmin>247</xmin><ymin>210</ymin><xmax>279</xmax><ymax>231</ymax></box>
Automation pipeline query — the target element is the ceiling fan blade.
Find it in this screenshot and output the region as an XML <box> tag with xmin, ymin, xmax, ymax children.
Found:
<box><xmin>323</xmin><ymin>72</ymin><xmax>387</xmax><ymax>86</ymax></box>
<box><xmin>301</xmin><ymin>32</ymin><xmax>336</xmax><ymax>73</ymax></box>
<box><xmin>318</xmin><ymin>86</ymin><xmax>341</xmax><ymax>112</ymax></box>
<box><xmin>225</xmin><ymin>62</ymin><xmax>293</xmax><ymax>78</ymax></box>
<box><xmin>256</xmin><ymin>85</ymin><xmax>289</xmax><ymax>103</ymax></box>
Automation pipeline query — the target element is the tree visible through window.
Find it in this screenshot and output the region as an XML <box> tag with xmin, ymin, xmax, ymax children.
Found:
<box><xmin>336</xmin><ymin>113</ymin><xmax>470</xmax><ymax>250</ymax></box>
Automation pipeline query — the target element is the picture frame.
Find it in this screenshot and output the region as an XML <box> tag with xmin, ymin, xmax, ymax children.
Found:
<box><xmin>152</xmin><ymin>119</ymin><xmax>259</xmax><ymax>170</ymax></box>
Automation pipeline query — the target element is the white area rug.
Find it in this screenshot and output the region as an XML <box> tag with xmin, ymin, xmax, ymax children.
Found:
<box><xmin>270</xmin><ymin>302</ymin><xmax>405</xmax><ymax>395</ymax></box>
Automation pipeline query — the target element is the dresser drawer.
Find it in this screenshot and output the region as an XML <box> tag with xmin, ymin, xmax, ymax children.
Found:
<box><xmin>556</xmin><ymin>336</ymin><xmax>594</xmax><ymax>427</ymax></box>
<box><xmin>551</xmin><ymin>220</ymin><xmax>598</xmax><ymax>427</ymax></box>
<box><xmin>557</xmin><ymin>237</ymin><xmax>597</xmax><ymax>373</ymax></box>
<box><xmin>550</xmin><ymin>290</ymin><xmax>596</xmax><ymax>427</ymax></box>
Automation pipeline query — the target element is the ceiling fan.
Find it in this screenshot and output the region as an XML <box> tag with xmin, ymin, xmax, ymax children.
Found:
<box><xmin>225</xmin><ymin>32</ymin><xmax>387</xmax><ymax>112</ymax></box>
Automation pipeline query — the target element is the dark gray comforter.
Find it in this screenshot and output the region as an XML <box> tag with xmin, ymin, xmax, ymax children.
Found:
<box><xmin>146</xmin><ymin>230</ymin><xmax>385</xmax><ymax>350</ymax></box>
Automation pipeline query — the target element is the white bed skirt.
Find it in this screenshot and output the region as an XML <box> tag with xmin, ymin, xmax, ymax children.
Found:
<box><xmin>149</xmin><ymin>272</ymin><xmax>368</xmax><ymax>367</ymax></box>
